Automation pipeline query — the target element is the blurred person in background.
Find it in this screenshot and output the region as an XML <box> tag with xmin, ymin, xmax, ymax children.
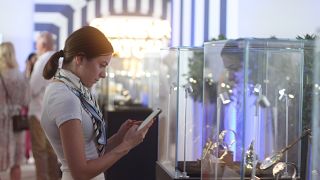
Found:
<box><xmin>24</xmin><ymin>52</ymin><xmax>38</xmax><ymax>163</ymax></box>
<box><xmin>28</xmin><ymin>32</ymin><xmax>60</xmax><ymax>180</ymax></box>
<box><xmin>0</xmin><ymin>42</ymin><xmax>28</xmax><ymax>180</ymax></box>
<box><xmin>25</xmin><ymin>52</ymin><xmax>37</xmax><ymax>79</ymax></box>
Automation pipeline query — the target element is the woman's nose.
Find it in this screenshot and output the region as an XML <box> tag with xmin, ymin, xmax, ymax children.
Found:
<box><xmin>100</xmin><ymin>71</ymin><xmax>106</xmax><ymax>78</ymax></box>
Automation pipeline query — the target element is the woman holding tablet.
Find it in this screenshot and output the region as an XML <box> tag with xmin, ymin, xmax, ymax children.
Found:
<box><xmin>41</xmin><ymin>26</ymin><xmax>154</xmax><ymax>180</ymax></box>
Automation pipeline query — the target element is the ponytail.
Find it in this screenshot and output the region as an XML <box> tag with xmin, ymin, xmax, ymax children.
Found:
<box><xmin>43</xmin><ymin>26</ymin><xmax>114</xmax><ymax>80</ymax></box>
<box><xmin>43</xmin><ymin>50</ymin><xmax>64</xmax><ymax>79</ymax></box>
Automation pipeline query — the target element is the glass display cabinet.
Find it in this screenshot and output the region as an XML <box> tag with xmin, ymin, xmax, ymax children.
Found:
<box><xmin>202</xmin><ymin>39</ymin><xmax>305</xmax><ymax>179</ymax></box>
<box><xmin>312</xmin><ymin>37</ymin><xmax>320</xmax><ymax>180</ymax></box>
<box><xmin>95</xmin><ymin>55</ymin><xmax>161</xmax><ymax>180</ymax></box>
<box><xmin>157</xmin><ymin>47</ymin><xmax>203</xmax><ymax>180</ymax></box>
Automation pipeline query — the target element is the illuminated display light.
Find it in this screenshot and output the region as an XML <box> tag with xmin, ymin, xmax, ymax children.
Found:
<box><xmin>90</xmin><ymin>16</ymin><xmax>171</xmax><ymax>59</ymax></box>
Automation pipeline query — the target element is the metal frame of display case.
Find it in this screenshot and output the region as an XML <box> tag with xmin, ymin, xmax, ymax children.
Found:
<box><xmin>312</xmin><ymin>37</ymin><xmax>320</xmax><ymax>180</ymax></box>
<box><xmin>202</xmin><ymin>39</ymin><xmax>305</xmax><ymax>180</ymax></box>
<box><xmin>157</xmin><ymin>47</ymin><xmax>203</xmax><ymax>180</ymax></box>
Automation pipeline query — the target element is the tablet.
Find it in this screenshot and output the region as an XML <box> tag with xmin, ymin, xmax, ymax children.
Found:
<box><xmin>137</xmin><ymin>108</ymin><xmax>162</xmax><ymax>131</ymax></box>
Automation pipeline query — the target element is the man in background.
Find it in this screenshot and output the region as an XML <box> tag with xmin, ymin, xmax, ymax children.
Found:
<box><xmin>29</xmin><ymin>32</ymin><xmax>60</xmax><ymax>180</ymax></box>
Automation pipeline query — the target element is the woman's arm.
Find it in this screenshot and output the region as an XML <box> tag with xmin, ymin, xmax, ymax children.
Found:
<box><xmin>59</xmin><ymin>118</ymin><xmax>153</xmax><ymax>180</ymax></box>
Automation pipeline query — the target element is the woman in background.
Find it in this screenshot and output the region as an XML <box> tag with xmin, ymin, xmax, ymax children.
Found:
<box><xmin>0</xmin><ymin>42</ymin><xmax>28</xmax><ymax>180</ymax></box>
<box><xmin>24</xmin><ymin>52</ymin><xmax>38</xmax><ymax>163</ymax></box>
<box><xmin>25</xmin><ymin>52</ymin><xmax>37</xmax><ymax>79</ymax></box>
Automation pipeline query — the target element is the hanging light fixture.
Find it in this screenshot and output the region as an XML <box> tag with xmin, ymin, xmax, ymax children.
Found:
<box><xmin>90</xmin><ymin>16</ymin><xmax>171</xmax><ymax>59</ymax></box>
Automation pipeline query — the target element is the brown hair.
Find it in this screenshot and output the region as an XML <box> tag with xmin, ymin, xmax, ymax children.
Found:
<box><xmin>43</xmin><ymin>26</ymin><xmax>114</xmax><ymax>79</ymax></box>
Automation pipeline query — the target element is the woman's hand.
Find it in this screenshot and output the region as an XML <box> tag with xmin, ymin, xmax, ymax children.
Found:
<box><xmin>121</xmin><ymin>118</ymin><xmax>155</xmax><ymax>149</ymax></box>
<box><xmin>116</xmin><ymin>119</ymin><xmax>141</xmax><ymax>141</ymax></box>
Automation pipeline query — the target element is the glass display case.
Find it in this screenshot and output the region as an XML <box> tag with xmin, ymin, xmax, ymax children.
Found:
<box><xmin>157</xmin><ymin>47</ymin><xmax>203</xmax><ymax>179</ymax></box>
<box><xmin>312</xmin><ymin>37</ymin><xmax>320</xmax><ymax>180</ymax></box>
<box><xmin>202</xmin><ymin>39</ymin><xmax>305</xmax><ymax>179</ymax></box>
<box><xmin>96</xmin><ymin>54</ymin><xmax>161</xmax><ymax>180</ymax></box>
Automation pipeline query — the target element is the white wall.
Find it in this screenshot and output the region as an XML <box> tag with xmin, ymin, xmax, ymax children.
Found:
<box><xmin>0</xmin><ymin>0</ymin><xmax>34</xmax><ymax>71</ymax></box>
<box><xmin>227</xmin><ymin>0</ymin><xmax>320</xmax><ymax>39</ymax></box>
<box><xmin>1</xmin><ymin>0</ymin><xmax>319</xmax><ymax>68</ymax></box>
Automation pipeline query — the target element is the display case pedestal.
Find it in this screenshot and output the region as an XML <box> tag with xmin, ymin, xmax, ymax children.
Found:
<box><xmin>156</xmin><ymin>162</ymin><xmax>200</xmax><ymax>180</ymax></box>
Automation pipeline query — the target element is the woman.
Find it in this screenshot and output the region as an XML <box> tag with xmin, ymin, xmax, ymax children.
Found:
<box><xmin>23</xmin><ymin>52</ymin><xmax>37</xmax><ymax>163</ymax></box>
<box><xmin>0</xmin><ymin>42</ymin><xmax>28</xmax><ymax>180</ymax></box>
<box><xmin>41</xmin><ymin>26</ymin><xmax>153</xmax><ymax>180</ymax></box>
<box><xmin>24</xmin><ymin>52</ymin><xmax>37</xmax><ymax>79</ymax></box>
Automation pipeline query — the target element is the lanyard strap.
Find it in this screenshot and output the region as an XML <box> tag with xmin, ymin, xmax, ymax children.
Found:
<box><xmin>64</xmin><ymin>84</ymin><xmax>107</xmax><ymax>156</ymax></box>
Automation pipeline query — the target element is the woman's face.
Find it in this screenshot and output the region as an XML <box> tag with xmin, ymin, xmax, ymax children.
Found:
<box><xmin>78</xmin><ymin>54</ymin><xmax>112</xmax><ymax>88</ymax></box>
